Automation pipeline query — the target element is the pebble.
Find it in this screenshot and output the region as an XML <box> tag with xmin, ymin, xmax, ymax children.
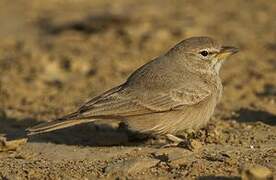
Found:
<box><xmin>153</xmin><ymin>148</ymin><xmax>194</xmax><ymax>168</ymax></box>
<box><xmin>177</xmin><ymin>139</ymin><xmax>202</xmax><ymax>151</ymax></box>
<box><xmin>104</xmin><ymin>158</ymin><xmax>159</xmax><ymax>176</ymax></box>
<box><xmin>0</xmin><ymin>137</ymin><xmax>27</xmax><ymax>152</ymax></box>
<box><xmin>241</xmin><ymin>165</ymin><xmax>273</xmax><ymax>180</ymax></box>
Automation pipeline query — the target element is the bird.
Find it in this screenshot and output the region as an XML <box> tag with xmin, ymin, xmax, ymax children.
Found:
<box><xmin>27</xmin><ymin>36</ymin><xmax>238</xmax><ymax>144</ymax></box>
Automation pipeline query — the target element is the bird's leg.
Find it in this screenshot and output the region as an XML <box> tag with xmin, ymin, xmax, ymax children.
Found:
<box><xmin>166</xmin><ymin>134</ymin><xmax>184</xmax><ymax>143</ymax></box>
<box><xmin>161</xmin><ymin>134</ymin><xmax>185</xmax><ymax>148</ymax></box>
<box><xmin>162</xmin><ymin>134</ymin><xmax>193</xmax><ymax>150</ymax></box>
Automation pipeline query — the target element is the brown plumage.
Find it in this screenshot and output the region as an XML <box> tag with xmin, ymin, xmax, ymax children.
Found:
<box><xmin>27</xmin><ymin>36</ymin><xmax>238</xmax><ymax>136</ymax></box>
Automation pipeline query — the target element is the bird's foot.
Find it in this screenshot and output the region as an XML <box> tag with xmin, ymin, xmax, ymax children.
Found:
<box><xmin>161</xmin><ymin>134</ymin><xmax>190</xmax><ymax>149</ymax></box>
<box><xmin>162</xmin><ymin>134</ymin><xmax>202</xmax><ymax>151</ymax></box>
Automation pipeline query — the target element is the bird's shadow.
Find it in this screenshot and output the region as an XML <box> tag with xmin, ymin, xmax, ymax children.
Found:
<box><xmin>231</xmin><ymin>108</ymin><xmax>276</xmax><ymax>126</ymax></box>
<box><xmin>0</xmin><ymin>110</ymin><xmax>149</xmax><ymax>147</ymax></box>
<box><xmin>28</xmin><ymin>123</ymin><xmax>150</xmax><ymax>147</ymax></box>
<box><xmin>0</xmin><ymin>111</ymin><xmax>37</xmax><ymax>139</ymax></box>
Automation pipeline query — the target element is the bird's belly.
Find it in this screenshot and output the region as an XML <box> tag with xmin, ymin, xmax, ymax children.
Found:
<box><xmin>126</xmin><ymin>95</ymin><xmax>217</xmax><ymax>135</ymax></box>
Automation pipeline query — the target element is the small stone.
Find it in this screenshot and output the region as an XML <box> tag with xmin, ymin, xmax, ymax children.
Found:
<box><xmin>178</xmin><ymin>139</ymin><xmax>202</xmax><ymax>151</ymax></box>
<box><xmin>203</xmin><ymin>151</ymin><xmax>230</xmax><ymax>162</ymax></box>
<box><xmin>104</xmin><ymin>158</ymin><xmax>159</xmax><ymax>176</ymax></box>
<box><xmin>0</xmin><ymin>137</ymin><xmax>27</xmax><ymax>152</ymax></box>
<box><xmin>153</xmin><ymin>148</ymin><xmax>194</xmax><ymax>168</ymax></box>
<box><xmin>241</xmin><ymin>165</ymin><xmax>273</xmax><ymax>180</ymax></box>
<box><xmin>189</xmin><ymin>139</ymin><xmax>203</xmax><ymax>151</ymax></box>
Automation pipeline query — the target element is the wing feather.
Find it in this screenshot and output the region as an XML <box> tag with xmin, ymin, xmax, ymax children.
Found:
<box><xmin>68</xmin><ymin>82</ymin><xmax>212</xmax><ymax>119</ymax></box>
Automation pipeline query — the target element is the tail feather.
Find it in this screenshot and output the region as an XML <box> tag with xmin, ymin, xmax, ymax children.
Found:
<box><xmin>27</xmin><ymin>118</ymin><xmax>95</xmax><ymax>135</ymax></box>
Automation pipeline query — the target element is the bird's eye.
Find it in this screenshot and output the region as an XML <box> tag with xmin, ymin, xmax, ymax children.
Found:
<box><xmin>200</xmin><ymin>50</ymin><xmax>209</xmax><ymax>57</ymax></box>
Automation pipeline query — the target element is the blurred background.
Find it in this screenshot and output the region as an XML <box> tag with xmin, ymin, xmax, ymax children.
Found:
<box><xmin>0</xmin><ymin>0</ymin><xmax>275</xmax><ymax>179</ymax></box>
<box><xmin>1</xmin><ymin>0</ymin><xmax>275</xmax><ymax>120</ymax></box>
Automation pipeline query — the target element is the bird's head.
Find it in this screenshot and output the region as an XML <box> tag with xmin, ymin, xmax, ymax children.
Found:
<box><xmin>169</xmin><ymin>36</ymin><xmax>239</xmax><ymax>74</ymax></box>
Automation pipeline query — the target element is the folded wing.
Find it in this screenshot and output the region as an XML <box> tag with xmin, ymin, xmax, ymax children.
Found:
<box><xmin>27</xmin><ymin>82</ymin><xmax>211</xmax><ymax>135</ymax></box>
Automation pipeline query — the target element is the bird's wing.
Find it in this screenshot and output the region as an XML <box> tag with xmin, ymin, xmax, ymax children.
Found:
<box><xmin>142</xmin><ymin>82</ymin><xmax>212</xmax><ymax>111</ymax></box>
<box><xmin>67</xmin><ymin>84</ymin><xmax>151</xmax><ymax>118</ymax></box>
<box><xmin>66</xmin><ymin>82</ymin><xmax>212</xmax><ymax>119</ymax></box>
<box><xmin>27</xmin><ymin>83</ymin><xmax>211</xmax><ymax>135</ymax></box>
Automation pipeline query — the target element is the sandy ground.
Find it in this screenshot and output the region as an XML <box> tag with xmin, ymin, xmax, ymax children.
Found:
<box><xmin>0</xmin><ymin>0</ymin><xmax>275</xmax><ymax>179</ymax></box>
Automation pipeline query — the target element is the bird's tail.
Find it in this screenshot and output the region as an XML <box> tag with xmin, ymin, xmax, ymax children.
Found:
<box><xmin>26</xmin><ymin>112</ymin><xmax>96</xmax><ymax>135</ymax></box>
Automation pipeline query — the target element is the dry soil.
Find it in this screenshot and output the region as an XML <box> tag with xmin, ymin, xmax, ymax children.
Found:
<box><xmin>0</xmin><ymin>0</ymin><xmax>275</xmax><ymax>179</ymax></box>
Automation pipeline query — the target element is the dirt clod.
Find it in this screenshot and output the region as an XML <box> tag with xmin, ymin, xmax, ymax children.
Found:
<box><xmin>0</xmin><ymin>137</ymin><xmax>27</xmax><ymax>152</ymax></box>
<box><xmin>241</xmin><ymin>165</ymin><xmax>273</xmax><ymax>180</ymax></box>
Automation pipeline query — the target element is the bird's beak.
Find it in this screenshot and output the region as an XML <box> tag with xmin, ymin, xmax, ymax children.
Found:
<box><xmin>217</xmin><ymin>46</ymin><xmax>239</xmax><ymax>60</ymax></box>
